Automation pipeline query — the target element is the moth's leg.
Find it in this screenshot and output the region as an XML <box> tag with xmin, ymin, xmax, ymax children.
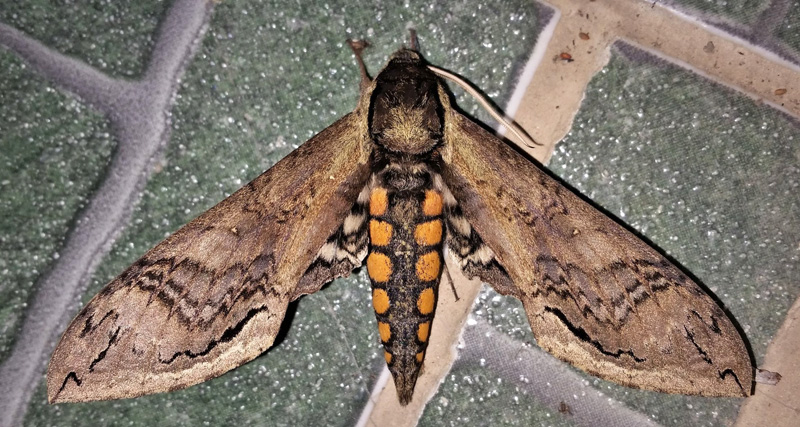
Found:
<box><xmin>346</xmin><ymin>39</ymin><xmax>371</xmax><ymax>90</ymax></box>
<box><xmin>441</xmin><ymin>257</ymin><xmax>460</xmax><ymax>301</ymax></box>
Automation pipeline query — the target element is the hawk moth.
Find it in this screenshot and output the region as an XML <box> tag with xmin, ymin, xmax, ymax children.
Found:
<box><xmin>47</xmin><ymin>39</ymin><xmax>753</xmax><ymax>406</ymax></box>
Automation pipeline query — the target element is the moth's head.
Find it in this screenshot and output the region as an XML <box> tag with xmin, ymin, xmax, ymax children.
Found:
<box><xmin>369</xmin><ymin>49</ymin><xmax>443</xmax><ymax>155</ymax></box>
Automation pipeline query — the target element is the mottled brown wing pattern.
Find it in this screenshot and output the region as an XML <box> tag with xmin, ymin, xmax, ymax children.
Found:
<box><xmin>47</xmin><ymin>112</ymin><xmax>372</xmax><ymax>403</ymax></box>
<box><xmin>439</xmin><ymin>107</ymin><xmax>753</xmax><ymax>397</ymax></box>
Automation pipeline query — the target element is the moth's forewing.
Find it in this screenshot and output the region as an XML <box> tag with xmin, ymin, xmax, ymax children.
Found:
<box><xmin>438</xmin><ymin>104</ymin><xmax>753</xmax><ymax>397</ymax></box>
<box><xmin>47</xmin><ymin>111</ymin><xmax>373</xmax><ymax>403</ymax></box>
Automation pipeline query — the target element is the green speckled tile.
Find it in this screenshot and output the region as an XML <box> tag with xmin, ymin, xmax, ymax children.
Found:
<box><xmin>776</xmin><ymin>1</ymin><xmax>800</xmax><ymax>54</ymax></box>
<box><xmin>0</xmin><ymin>51</ymin><xmax>113</xmax><ymax>365</ymax></box>
<box><xmin>663</xmin><ymin>0</ymin><xmax>770</xmax><ymax>26</ymax></box>
<box><xmin>421</xmin><ymin>362</ymin><xmax>578</xmax><ymax>427</ymax></box>
<box><xmin>0</xmin><ymin>0</ymin><xmax>170</xmax><ymax>78</ymax></box>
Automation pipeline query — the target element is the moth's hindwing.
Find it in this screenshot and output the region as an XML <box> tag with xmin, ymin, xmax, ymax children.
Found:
<box><xmin>300</xmin><ymin>181</ymin><xmax>371</xmax><ymax>293</ymax></box>
<box><xmin>47</xmin><ymin>112</ymin><xmax>372</xmax><ymax>403</ymax></box>
<box><xmin>439</xmin><ymin>105</ymin><xmax>753</xmax><ymax>397</ymax></box>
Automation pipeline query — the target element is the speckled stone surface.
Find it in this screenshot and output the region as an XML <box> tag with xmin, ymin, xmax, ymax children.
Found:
<box><xmin>0</xmin><ymin>51</ymin><xmax>114</xmax><ymax>364</ymax></box>
<box><xmin>2</xmin><ymin>1</ymin><xmax>799</xmax><ymax>426</ymax></box>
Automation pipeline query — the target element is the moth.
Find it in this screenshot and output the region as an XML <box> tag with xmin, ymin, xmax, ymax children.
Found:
<box><xmin>48</xmin><ymin>38</ymin><xmax>753</xmax><ymax>406</ymax></box>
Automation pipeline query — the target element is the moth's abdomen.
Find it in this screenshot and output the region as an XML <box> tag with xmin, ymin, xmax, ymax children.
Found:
<box><xmin>367</xmin><ymin>184</ymin><xmax>444</xmax><ymax>405</ymax></box>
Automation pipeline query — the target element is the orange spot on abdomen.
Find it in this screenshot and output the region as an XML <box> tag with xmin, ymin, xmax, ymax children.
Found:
<box><xmin>415</xmin><ymin>251</ymin><xmax>441</xmax><ymax>282</ymax></box>
<box><xmin>370</xmin><ymin>219</ymin><xmax>393</xmax><ymax>246</ymax></box>
<box><xmin>370</xmin><ymin>187</ymin><xmax>389</xmax><ymax>216</ymax></box>
<box><xmin>417</xmin><ymin>321</ymin><xmax>431</xmax><ymax>343</ymax></box>
<box><xmin>367</xmin><ymin>252</ymin><xmax>392</xmax><ymax>283</ymax></box>
<box><xmin>372</xmin><ymin>288</ymin><xmax>390</xmax><ymax>314</ymax></box>
<box><xmin>378</xmin><ymin>321</ymin><xmax>391</xmax><ymax>342</ymax></box>
<box><xmin>422</xmin><ymin>190</ymin><xmax>443</xmax><ymax>216</ymax></box>
<box><xmin>417</xmin><ymin>287</ymin><xmax>436</xmax><ymax>315</ymax></box>
<box><xmin>414</xmin><ymin>220</ymin><xmax>442</xmax><ymax>246</ymax></box>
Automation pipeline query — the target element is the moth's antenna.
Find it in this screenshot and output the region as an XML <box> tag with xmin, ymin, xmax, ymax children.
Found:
<box><xmin>428</xmin><ymin>65</ymin><xmax>541</xmax><ymax>148</ymax></box>
<box><xmin>346</xmin><ymin>39</ymin><xmax>372</xmax><ymax>90</ymax></box>
<box><xmin>408</xmin><ymin>28</ymin><xmax>419</xmax><ymax>52</ymax></box>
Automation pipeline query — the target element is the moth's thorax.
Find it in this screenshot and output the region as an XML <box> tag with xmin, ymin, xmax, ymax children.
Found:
<box><xmin>369</xmin><ymin>50</ymin><xmax>443</xmax><ymax>155</ymax></box>
<box><xmin>366</xmin><ymin>161</ymin><xmax>444</xmax><ymax>405</ymax></box>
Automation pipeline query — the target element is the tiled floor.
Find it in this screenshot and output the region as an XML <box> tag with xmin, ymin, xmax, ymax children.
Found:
<box><xmin>1</xmin><ymin>1</ymin><xmax>798</xmax><ymax>426</ymax></box>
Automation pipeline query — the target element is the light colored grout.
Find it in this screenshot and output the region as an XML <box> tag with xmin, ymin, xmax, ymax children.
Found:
<box><xmin>614</xmin><ymin>36</ymin><xmax>800</xmax><ymax>119</ymax></box>
<box><xmin>500</xmin><ymin>2</ymin><xmax>560</xmax><ymax>161</ymax></box>
<box><xmin>356</xmin><ymin>367</ymin><xmax>392</xmax><ymax>427</ymax></box>
<box><xmin>0</xmin><ymin>23</ymin><xmax>129</xmax><ymax>115</ymax></box>
<box><xmin>511</xmin><ymin>0</ymin><xmax>614</xmax><ymax>165</ymax></box>
<box><xmin>512</xmin><ymin>0</ymin><xmax>800</xmax><ymax>165</ymax></box>
<box><xmin>0</xmin><ymin>1</ymin><xmax>213</xmax><ymax>425</ymax></box>
<box><xmin>661</xmin><ymin>0</ymin><xmax>800</xmax><ymax>65</ymax></box>
<box><xmin>612</xmin><ymin>2</ymin><xmax>800</xmax><ymax>115</ymax></box>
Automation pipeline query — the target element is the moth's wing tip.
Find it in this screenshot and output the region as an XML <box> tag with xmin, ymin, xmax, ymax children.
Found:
<box><xmin>701</xmin><ymin>376</ymin><xmax>752</xmax><ymax>398</ymax></box>
<box><xmin>730</xmin><ymin>362</ymin><xmax>756</xmax><ymax>398</ymax></box>
<box><xmin>46</xmin><ymin>348</ymin><xmax>73</xmax><ymax>404</ymax></box>
<box><xmin>45</xmin><ymin>376</ymin><xmax>80</xmax><ymax>404</ymax></box>
<box><xmin>714</xmin><ymin>324</ymin><xmax>756</xmax><ymax>397</ymax></box>
<box><xmin>738</xmin><ymin>386</ymin><xmax>753</xmax><ymax>398</ymax></box>
<box><xmin>46</xmin><ymin>390</ymin><xmax>77</xmax><ymax>405</ymax></box>
<box><xmin>45</xmin><ymin>367</ymin><xmax>87</xmax><ymax>404</ymax></box>
<box><xmin>697</xmin><ymin>371</ymin><xmax>753</xmax><ymax>397</ymax></box>
<box><xmin>46</xmin><ymin>387</ymin><xmax>59</xmax><ymax>405</ymax></box>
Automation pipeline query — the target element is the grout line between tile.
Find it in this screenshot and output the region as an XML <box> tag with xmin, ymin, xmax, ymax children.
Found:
<box><xmin>0</xmin><ymin>1</ymin><xmax>214</xmax><ymax>425</ymax></box>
